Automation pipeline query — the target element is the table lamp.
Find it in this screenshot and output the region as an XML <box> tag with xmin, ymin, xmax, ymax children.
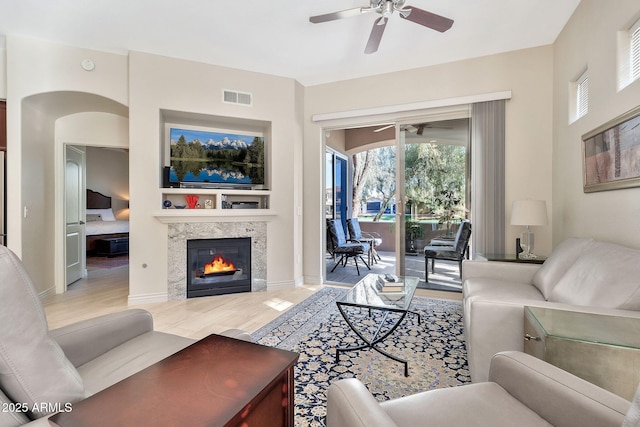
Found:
<box><xmin>510</xmin><ymin>200</ymin><xmax>548</xmax><ymax>259</ymax></box>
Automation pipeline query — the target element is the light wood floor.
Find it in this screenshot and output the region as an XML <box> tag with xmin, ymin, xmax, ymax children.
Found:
<box><xmin>43</xmin><ymin>265</ymin><xmax>461</xmax><ymax>340</ymax></box>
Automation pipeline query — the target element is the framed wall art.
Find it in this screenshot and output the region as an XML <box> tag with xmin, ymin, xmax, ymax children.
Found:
<box><xmin>582</xmin><ymin>105</ymin><xmax>640</xmax><ymax>193</ymax></box>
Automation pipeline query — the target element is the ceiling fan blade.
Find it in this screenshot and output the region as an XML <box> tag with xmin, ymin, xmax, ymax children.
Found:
<box><xmin>309</xmin><ymin>8</ymin><xmax>363</xmax><ymax>24</ymax></box>
<box><xmin>400</xmin><ymin>6</ymin><xmax>454</xmax><ymax>32</ymax></box>
<box><xmin>365</xmin><ymin>17</ymin><xmax>387</xmax><ymax>54</ymax></box>
<box><xmin>374</xmin><ymin>124</ymin><xmax>394</xmax><ymax>133</ymax></box>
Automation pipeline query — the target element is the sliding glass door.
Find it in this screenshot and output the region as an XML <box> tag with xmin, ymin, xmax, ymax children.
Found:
<box><xmin>398</xmin><ymin>119</ymin><xmax>470</xmax><ymax>285</ymax></box>
<box><xmin>323</xmin><ymin>117</ymin><xmax>469</xmax><ymax>287</ymax></box>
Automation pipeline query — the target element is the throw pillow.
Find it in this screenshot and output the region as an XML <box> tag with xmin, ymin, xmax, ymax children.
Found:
<box><xmin>532</xmin><ymin>237</ymin><xmax>593</xmax><ymax>299</ymax></box>
<box><xmin>549</xmin><ymin>242</ymin><xmax>640</xmax><ymax>309</ymax></box>
<box><xmin>623</xmin><ymin>383</ymin><xmax>640</xmax><ymax>427</ymax></box>
<box><xmin>0</xmin><ymin>247</ymin><xmax>85</xmax><ymax>420</ymax></box>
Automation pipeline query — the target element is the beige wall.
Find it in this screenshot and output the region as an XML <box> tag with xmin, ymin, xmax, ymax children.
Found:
<box><xmin>552</xmin><ymin>0</ymin><xmax>640</xmax><ymax>248</ymax></box>
<box><xmin>5</xmin><ymin>36</ymin><xmax>128</xmax><ymax>294</ymax></box>
<box><xmin>304</xmin><ymin>46</ymin><xmax>554</xmax><ymax>284</ymax></box>
<box><xmin>128</xmin><ymin>52</ymin><xmax>303</xmax><ymax>301</ymax></box>
<box><xmin>7</xmin><ymin>1</ymin><xmax>640</xmax><ymax>295</ymax></box>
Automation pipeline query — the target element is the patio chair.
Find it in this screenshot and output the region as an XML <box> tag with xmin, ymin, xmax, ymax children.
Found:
<box><xmin>327</xmin><ymin>219</ymin><xmax>371</xmax><ymax>276</ymax></box>
<box><xmin>347</xmin><ymin>218</ymin><xmax>382</xmax><ymax>264</ymax></box>
<box><xmin>423</xmin><ymin>220</ymin><xmax>471</xmax><ymax>281</ymax></box>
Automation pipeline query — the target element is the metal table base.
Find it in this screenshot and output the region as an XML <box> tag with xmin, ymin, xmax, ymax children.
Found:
<box><xmin>336</xmin><ymin>303</ymin><xmax>421</xmax><ymax>377</ymax></box>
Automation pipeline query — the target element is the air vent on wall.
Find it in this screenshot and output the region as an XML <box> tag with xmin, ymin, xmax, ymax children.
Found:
<box><xmin>223</xmin><ymin>89</ymin><xmax>253</xmax><ymax>106</ymax></box>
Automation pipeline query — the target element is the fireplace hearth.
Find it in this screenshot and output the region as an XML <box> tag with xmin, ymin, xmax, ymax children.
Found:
<box><xmin>187</xmin><ymin>238</ymin><xmax>251</xmax><ymax>298</ymax></box>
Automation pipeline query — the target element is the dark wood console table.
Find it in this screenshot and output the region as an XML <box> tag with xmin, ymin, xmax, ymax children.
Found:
<box><xmin>50</xmin><ymin>334</ymin><xmax>299</xmax><ymax>427</ymax></box>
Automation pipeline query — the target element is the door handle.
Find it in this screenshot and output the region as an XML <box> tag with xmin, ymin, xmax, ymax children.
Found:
<box><xmin>80</xmin><ymin>221</ymin><xmax>85</xmax><ymax>225</ymax></box>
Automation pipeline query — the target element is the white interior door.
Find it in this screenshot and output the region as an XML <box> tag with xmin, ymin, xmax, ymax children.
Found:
<box><xmin>65</xmin><ymin>146</ymin><xmax>86</xmax><ymax>285</ymax></box>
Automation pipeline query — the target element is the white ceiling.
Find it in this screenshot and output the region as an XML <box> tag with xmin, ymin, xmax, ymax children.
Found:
<box><xmin>0</xmin><ymin>0</ymin><xmax>581</xmax><ymax>86</ymax></box>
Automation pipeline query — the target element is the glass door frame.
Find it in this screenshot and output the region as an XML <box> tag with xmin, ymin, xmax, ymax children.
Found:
<box><xmin>393</xmin><ymin>114</ymin><xmax>471</xmax><ymax>278</ymax></box>
<box><xmin>325</xmin><ymin>147</ymin><xmax>349</xmax><ymax>230</ymax></box>
<box><xmin>394</xmin><ymin>126</ymin><xmax>406</xmax><ymax>276</ymax></box>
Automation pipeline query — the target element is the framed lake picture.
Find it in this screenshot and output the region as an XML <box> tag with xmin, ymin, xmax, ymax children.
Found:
<box><xmin>582</xmin><ymin>105</ymin><xmax>640</xmax><ymax>193</ymax></box>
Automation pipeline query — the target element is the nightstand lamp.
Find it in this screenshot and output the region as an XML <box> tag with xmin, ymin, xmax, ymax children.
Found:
<box><xmin>511</xmin><ymin>200</ymin><xmax>548</xmax><ymax>259</ymax></box>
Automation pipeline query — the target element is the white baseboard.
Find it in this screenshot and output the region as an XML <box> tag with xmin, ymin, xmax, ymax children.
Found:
<box><xmin>267</xmin><ymin>280</ymin><xmax>296</xmax><ymax>290</ymax></box>
<box><xmin>303</xmin><ymin>275</ymin><xmax>323</xmax><ymax>286</ymax></box>
<box><xmin>128</xmin><ymin>292</ymin><xmax>168</xmax><ymax>305</ymax></box>
<box><xmin>39</xmin><ymin>286</ymin><xmax>56</xmax><ymax>300</ymax></box>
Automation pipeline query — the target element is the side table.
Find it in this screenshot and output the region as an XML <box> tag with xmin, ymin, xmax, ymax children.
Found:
<box><xmin>50</xmin><ymin>334</ymin><xmax>299</xmax><ymax>427</ymax></box>
<box><xmin>524</xmin><ymin>306</ymin><xmax>640</xmax><ymax>400</ymax></box>
<box><xmin>477</xmin><ymin>253</ymin><xmax>546</xmax><ymax>264</ymax></box>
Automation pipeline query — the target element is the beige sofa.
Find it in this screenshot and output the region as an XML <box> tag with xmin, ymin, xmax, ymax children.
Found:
<box><xmin>463</xmin><ymin>237</ymin><xmax>640</xmax><ymax>384</ymax></box>
<box><xmin>327</xmin><ymin>351</ymin><xmax>635</xmax><ymax>427</ymax></box>
<box><xmin>0</xmin><ymin>245</ymin><xmax>250</xmax><ymax>426</ymax></box>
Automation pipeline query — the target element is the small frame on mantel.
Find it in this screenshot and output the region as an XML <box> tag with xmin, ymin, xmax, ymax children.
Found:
<box><xmin>582</xmin><ymin>105</ymin><xmax>640</xmax><ymax>193</ymax></box>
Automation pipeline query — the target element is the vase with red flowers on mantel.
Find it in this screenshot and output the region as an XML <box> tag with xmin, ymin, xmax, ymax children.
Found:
<box><xmin>185</xmin><ymin>195</ymin><xmax>199</xmax><ymax>209</ymax></box>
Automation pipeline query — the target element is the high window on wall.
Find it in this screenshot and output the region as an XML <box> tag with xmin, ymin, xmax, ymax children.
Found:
<box><xmin>631</xmin><ymin>19</ymin><xmax>640</xmax><ymax>82</ymax></box>
<box><xmin>617</xmin><ymin>17</ymin><xmax>640</xmax><ymax>90</ymax></box>
<box><xmin>576</xmin><ymin>70</ymin><xmax>589</xmax><ymax>119</ymax></box>
<box><xmin>570</xmin><ymin>68</ymin><xmax>589</xmax><ymax>123</ymax></box>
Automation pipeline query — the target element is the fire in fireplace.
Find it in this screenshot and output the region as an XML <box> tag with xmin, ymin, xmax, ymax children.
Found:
<box><xmin>187</xmin><ymin>238</ymin><xmax>251</xmax><ymax>298</ymax></box>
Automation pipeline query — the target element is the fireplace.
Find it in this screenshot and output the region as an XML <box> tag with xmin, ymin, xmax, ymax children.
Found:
<box><xmin>186</xmin><ymin>238</ymin><xmax>251</xmax><ymax>298</ymax></box>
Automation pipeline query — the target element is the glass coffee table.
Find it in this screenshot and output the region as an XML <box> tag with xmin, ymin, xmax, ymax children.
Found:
<box><xmin>335</xmin><ymin>274</ymin><xmax>420</xmax><ymax>376</ymax></box>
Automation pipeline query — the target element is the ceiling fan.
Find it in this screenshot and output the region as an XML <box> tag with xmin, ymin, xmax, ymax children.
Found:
<box><xmin>309</xmin><ymin>0</ymin><xmax>454</xmax><ymax>54</ymax></box>
<box><xmin>374</xmin><ymin>122</ymin><xmax>453</xmax><ymax>133</ymax></box>
<box><xmin>409</xmin><ymin>122</ymin><xmax>453</xmax><ymax>135</ymax></box>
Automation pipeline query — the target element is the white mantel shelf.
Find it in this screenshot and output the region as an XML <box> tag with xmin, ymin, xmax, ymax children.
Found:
<box><xmin>153</xmin><ymin>209</ymin><xmax>277</xmax><ymax>223</ymax></box>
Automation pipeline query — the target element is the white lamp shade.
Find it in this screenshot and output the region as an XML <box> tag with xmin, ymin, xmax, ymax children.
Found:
<box><xmin>510</xmin><ymin>200</ymin><xmax>548</xmax><ymax>226</ymax></box>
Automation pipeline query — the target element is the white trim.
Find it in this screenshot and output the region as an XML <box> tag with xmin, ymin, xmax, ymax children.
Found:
<box><xmin>38</xmin><ymin>287</ymin><xmax>56</xmax><ymax>300</ymax></box>
<box><xmin>153</xmin><ymin>210</ymin><xmax>277</xmax><ymax>223</ymax></box>
<box><xmin>128</xmin><ymin>292</ymin><xmax>168</xmax><ymax>305</ymax></box>
<box><xmin>311</xmin><ymin>91</ymin><xmax>512</xmax><ymax>123</ymax></box>
<box><xmin>267</xmin><ymin>280</ymin><xmax>297</xmax><ymax>290</ymax></box>
<box><xmin>304</xmin><ymin>275</ymin><xmax>323</xmax><ymax>285</ymax></box>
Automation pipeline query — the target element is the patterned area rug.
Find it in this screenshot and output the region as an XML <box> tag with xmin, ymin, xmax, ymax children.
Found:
<box><xmin>252</xmin><ymin>287</ymin><xmax>470</xmax><ymax>427</ymax></box>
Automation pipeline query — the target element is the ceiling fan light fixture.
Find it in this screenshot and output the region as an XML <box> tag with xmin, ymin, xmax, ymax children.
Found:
<box><xmin>309</xmin><ymin>1</ymin><xmax>453</xmax><ymax>53</ymax></box>
<box><xmin>382</xmin><ymin>1</ymin><xmax>394</xmax><ymax>18</ymax></box>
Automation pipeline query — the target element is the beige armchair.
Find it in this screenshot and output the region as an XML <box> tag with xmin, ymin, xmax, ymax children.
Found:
<box><xmin>0</xmin><ymin>245</ymin><xmax>250</xmax><ymax>426</ymax></box>
<box><xmin>327</xmin><ymin>351</ymin><xmax>636</xmax><ymax>427</ymax></box>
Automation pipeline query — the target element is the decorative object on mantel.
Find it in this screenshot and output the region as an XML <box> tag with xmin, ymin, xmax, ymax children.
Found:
<box><xmin>163</xmin><ymin>200</ymin><xmax>172</xmax><ymax>209</ymax></box>
<box><xmin>174</xmin><ymin>205</ymin><xmax>186</xmax><ymax>209</ymax></box>
<box><xmin>582</xmin><ymin>105</ymin><xmax>640</xmax><ymax>193</ymax></box>
<box><xmin>510</xmin><ymin>200</ymin><xmax>547</xmax><ymax>259</ymax></box>
<box><xmin>185</xmin><ymin>195</ymin><xmax>199</xmax><ymax>209</ymax></box>
<box><xmin>204</xmin><ymin>199</ymin><xmax>213</xmax><ymax>209</ymax></box>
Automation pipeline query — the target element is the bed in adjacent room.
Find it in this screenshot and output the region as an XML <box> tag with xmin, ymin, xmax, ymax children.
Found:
<box><xmin>86</xmin><ymin>189</ymin><xmax>129</xmax><ymax>254</ymax></box>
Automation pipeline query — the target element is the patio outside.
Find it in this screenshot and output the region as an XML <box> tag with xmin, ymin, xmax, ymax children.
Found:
<box><xmin>325</xmin><ymin>250</ymin><xmax>463</xmax><ymax>292</ymax></box>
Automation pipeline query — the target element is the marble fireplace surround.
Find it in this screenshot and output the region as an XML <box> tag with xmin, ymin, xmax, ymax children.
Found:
<box><xmin>167</xmin><ymin>222</ymin><xmax>267</xmax><ymax>300</ymax></box>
